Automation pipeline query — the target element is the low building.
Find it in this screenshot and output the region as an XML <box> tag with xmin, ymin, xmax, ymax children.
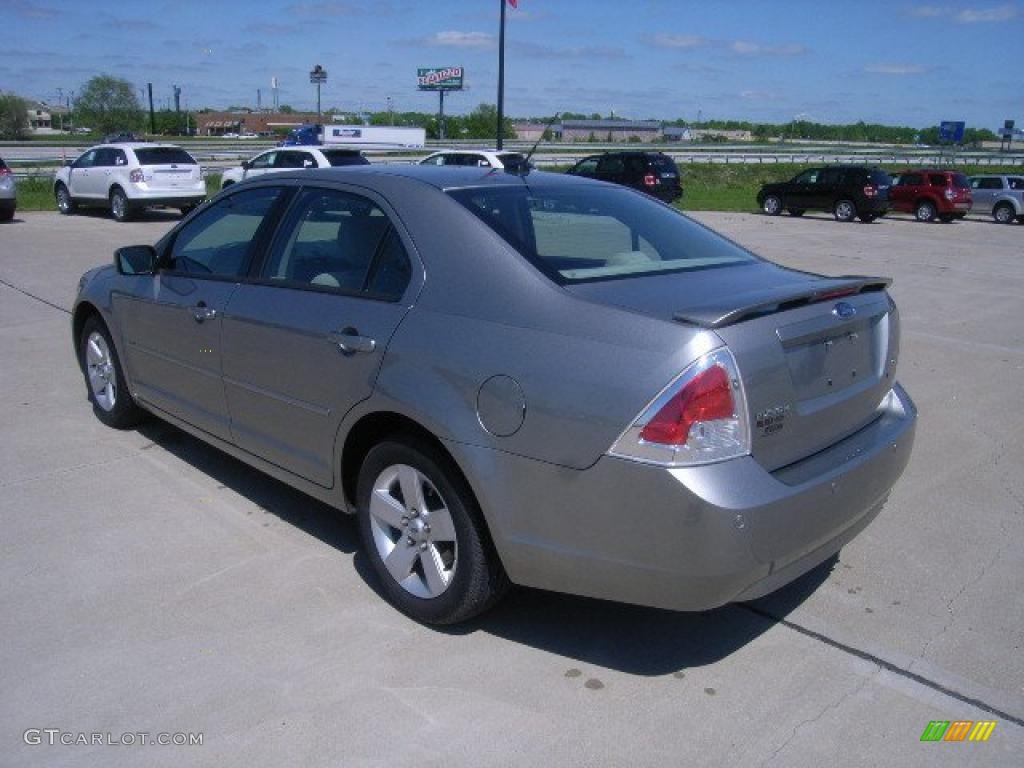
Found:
<box><xmin>26</xmin><ymin>100</ymin><xmax>70</xmax><ymax>134</ymax></box>
<box><xmin>512</xmin><ymin>123</ymin><xmax>549</xmax><ymax>142</ymax></box>
<box><xmin>556</xmin><ymin>119</ymin><xmax>662</xmax><ymax>142</ymax></box>
<box><xmin>196</xmin><ymin>110</ymin><xmax>326</xmax><ymax>136</ymax></box>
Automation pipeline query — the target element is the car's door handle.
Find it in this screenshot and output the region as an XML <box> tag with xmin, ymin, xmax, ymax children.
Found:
<box><xmin>329</xmin><ymin>327</ymin><xmax>376</xmax><ymax>356</ymax></box>
<box><xmin>191</xmin><ymin>301</ymin><xmax>217</xmax><ymax>323</ymax></box>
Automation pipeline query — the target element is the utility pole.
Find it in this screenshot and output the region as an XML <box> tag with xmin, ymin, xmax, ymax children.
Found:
<box><xmin>496</xmin><ymin>0</ymin><xmax>507</xmax><ymax>149</ymax></box>
<box><xmin>147</xmin><ymin>83</ymin><xmax>155</xmax><ymax>135</ymax></box>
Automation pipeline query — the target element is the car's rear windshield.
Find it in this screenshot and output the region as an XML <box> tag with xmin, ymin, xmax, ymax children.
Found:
<box><xmin>951</xmin><ymin>173</ymin><xmax>970</xmax><ymax>188</ymax></box>
<box><xmin>322</xmin><ymin>150</ymin><xmax>370</xmax><ymax>167</ymax></box>
<box><xmin>134</xmin><ymin>147</ymin><xmax>196</xmax><ymax>166</ymax></box>
<box><xmin>1008</xmin><ymin>177</ymin><xmax>1024</xmax><ymax>190</ymax></box>
<box><xmin>867</xmin><ymin>170</ymin><xmax>892</xmax><ymax>186</ymax></box>
<box><xmin>648</xmin><ymin>155</ymin><xmax>677</xmax><ymax>169</ymax></box>
<box><xmin>447</xmin><ymin>185</ymin><xmax>757</xmax><ymax>284</ymax></box>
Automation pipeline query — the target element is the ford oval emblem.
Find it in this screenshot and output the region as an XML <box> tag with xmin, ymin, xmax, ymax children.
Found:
<box><xmin>833</xmin><ymin>301</ymin><xmax>857</xmax><ymax>319</ymax></box>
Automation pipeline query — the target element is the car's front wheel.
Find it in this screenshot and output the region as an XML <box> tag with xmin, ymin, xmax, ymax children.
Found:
<box><xmin>80</xmin><ymin>316</ymin><xmax>145</xmax><ymax>429</ymax></box>
<box><xmin>357</xmin><ymin>438</ymin><xmax>509</xmax><ymax>625</ymax></box>
<box><xmin>833</xmin><ymin>199</ymin><xmax>856</xmax><ymax>222</ymax></box>
<box><xmin>762</xmin><ymin>195</ymin><xmax>782</xmax><ymax>216</ymax></box>
<box><xmin>55</xmin><ymin>183</ymin><xmax>76</xmax><ymax>215</ymax></box>
<box><xmin>109</xmin><ymin>188</ymin><xmax>133</xmax><ymax>222</ymax></box>
<box><xmin>993</xmin><ymin>203</ymin><xmax>1015</xmax><ymax>224</ymax></box>
<box><xmin>915</xmin><ymin>200</ymin><xmax>936</xmax><ymax>222</ymax></box>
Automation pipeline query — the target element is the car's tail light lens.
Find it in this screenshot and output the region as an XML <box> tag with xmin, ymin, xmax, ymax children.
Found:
<box><xmin>863</xmin><ymin>184</ymin><xmax>877</xmax><ymax>197</ymax></box>
<box><xmin>644</xmin><ymin>173</ymin><xmax>658</xmax><ymax>186</ymax></box>
<box><xmin>129</xmin><ymin>169</ymin><xmax>144</xmax><ymax>183</ymax></box>
<box><xmin>0</xmin><ymin>167</ymin><xmax>11</xmax><ymax>176</ymax></box>
<box><xmin>609</xmin><ymin>348</ymin><xmax>750</xmax><ymax>467</ymax></box>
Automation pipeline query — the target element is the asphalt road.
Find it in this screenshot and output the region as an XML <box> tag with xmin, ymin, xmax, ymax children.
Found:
<box><xmin>0</xmin><ymin>209</ymin><xmax>1021</xmax><ymax>767</ymax></box>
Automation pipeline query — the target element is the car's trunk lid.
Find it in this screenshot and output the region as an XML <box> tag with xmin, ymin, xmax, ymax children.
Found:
<box><xmin>567</xmin><ymin>264</ymin><xmax>898</xmax><ymax>471</ymax></box>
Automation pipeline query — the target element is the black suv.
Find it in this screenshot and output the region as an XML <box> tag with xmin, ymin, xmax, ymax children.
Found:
<box><xmin>757</xmin><ymin>166</ymin><xmax>891</xmax><ymax>222</ymax></box>
<box><xmin>566</xmin><ymin>151</ymin><xmax>683</xmax><ymax>203</ymax></box>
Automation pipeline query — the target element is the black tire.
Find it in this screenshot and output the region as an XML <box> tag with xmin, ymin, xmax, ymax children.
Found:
<box><xmin>938</xmin><ymin>213</ymin><xmax>955</xmax><ymax>223</ymax></box>
<box><xmin>858</xmin><ymin>213</ymin><xmax>877</xmax><ymax>223</ymax></box>
<box><xmin>993</xmin><ymin>203</ymin><xmax>1015</xmax><ymax>224</ymax></box>
<box><xmin>915</xmin><ymin>200</ymin><xmax>936</xmax><ymax>222</ymax></box>
<box><xmin>55</xmin><ymin>183</ymin><xmax>76</xmax><ymax>215</ymax></box>
<box><xmin>787</xmin><ymin>208</ymin><xmax>805</xmax><ymax>217</ymax></box>
<box><xmin>79</xmin><ymin>315</ymin><xmax>145</xmax><ymax>429</ymax></box>
<box><xmin>762</xmin><ymin>194</ymin><xmax>782</xmax><ymax>216</ymax></box>
<box><xmin>0</xmin><ymin>207</ymin><xmax>13</xmax><ymax>222</ymax></box>
<box><xmin>356</xmin><ymin>438</ymin><xmax>509</xmax><ymax>625</ymax></box>
<box><xmin>109</xmin><ymin>187</ymin><xmax>133</xmax><ymax>222</ymax></box>
<box><xmin>833</xmin><ymin>199</ymin><xmax>856</xmax><ymax>222</ymax></box>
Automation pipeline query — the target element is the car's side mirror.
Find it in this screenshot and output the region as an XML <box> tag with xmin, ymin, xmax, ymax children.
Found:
<box><xmin>115</xmin><ymin>245</ymin><xmax>157</xmax><ymax>275</ymax></box>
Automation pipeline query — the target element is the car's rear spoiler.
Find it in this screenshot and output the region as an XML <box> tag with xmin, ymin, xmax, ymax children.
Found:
<box><xmin>673</xmin><ymin>275</ymin><xmax>892</xmax><ymax>329</ymax></box>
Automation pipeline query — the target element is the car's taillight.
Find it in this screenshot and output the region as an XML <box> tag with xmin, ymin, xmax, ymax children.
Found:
<box><xmin>644</xmin><ymin>173</ymin><xmax>658</xmax><ymax>186</ymax></box>
<box><xmin>129</xmin><ymin>169</ymin><xmax>144</xmax><ymax>183</ymax></box>
<box><xmin>609</xmin><ymin>348</ymin><xmax>750</xmax><ymax>467</ymax></box>
<box><xmin>863</xmin><ymin>184</ymin><xmax>877</xmax><ymax>197</ymax></box>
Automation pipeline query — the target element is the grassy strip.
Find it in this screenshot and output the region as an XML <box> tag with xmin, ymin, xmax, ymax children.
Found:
<box><xmin>10</xmin><ymin>165</ymin><xmax>1021</xmax><ymax>213</ymax></box>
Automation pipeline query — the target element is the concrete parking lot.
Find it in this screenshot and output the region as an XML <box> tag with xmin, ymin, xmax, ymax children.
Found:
<box><xmin>1</xmin><ymin>209</ymin><xmax>1021</xmax><ymax>767</ymax></box>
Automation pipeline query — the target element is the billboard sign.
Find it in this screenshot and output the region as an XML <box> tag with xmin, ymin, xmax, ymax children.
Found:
<box><xmin>418</xmin><ymin>67</ymin><xmax>464</xmax><ymax>91</ymax></box>
<box><xmin>938</xmin><ymin>121</ymin><xmax>966</xmax><ymax>144</ymax></box>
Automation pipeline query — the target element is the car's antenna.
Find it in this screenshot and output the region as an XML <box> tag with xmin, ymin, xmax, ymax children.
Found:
<box><xmin>508</xmin><ymin>112</ymin><xmax>560</xmax><ymax>175</ymax></box>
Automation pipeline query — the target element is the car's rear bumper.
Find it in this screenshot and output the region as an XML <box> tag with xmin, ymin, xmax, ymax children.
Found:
<box><xmin>458</xmin><ymin>383</ymin><xmax>916</xmax><ymax>611</ymax></box>
<box><xmin>128</xmin><ymin>182</ymin><xmax>207</xmax><ymax>207</ymax></box>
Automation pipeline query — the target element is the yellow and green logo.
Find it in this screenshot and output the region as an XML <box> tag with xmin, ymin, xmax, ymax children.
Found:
<box><xmin>920</xmin><ymin>720</ymin><xmax>996</xmax><ymax>742</ymax></box>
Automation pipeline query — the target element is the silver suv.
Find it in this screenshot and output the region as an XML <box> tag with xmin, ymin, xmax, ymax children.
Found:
<box><xmin>53</xmin><ymin>143</ymin><xmax>207</xmax><ymax>222</ymax></box>
<box><xmin>969</xmin><ymin>175</ymin><xmax>1024</xmax><ymax>224</ymax></box>
<box><xmin>0</xmin><ymin>156</ymin><xmax>15</xmax><ymax>222</ymax></box>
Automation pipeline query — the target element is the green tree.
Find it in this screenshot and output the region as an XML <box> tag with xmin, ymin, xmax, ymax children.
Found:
<box><xmin>461</xmin><ymin>103</ymin><xmax>513</xmax><ymax>140</ymax></box>
<box><xmin>75</xmin><ymin>75</ymin><xmax>142</xmax><ymax>135</ymax></box>
<box><xmin>0</xmin><ymin>92</ymin><xmax>31</xmax><ymax>139</ymax></box>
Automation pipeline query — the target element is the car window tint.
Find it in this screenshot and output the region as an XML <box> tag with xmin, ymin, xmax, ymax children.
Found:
<box><xmin>979</xmin><ymin>178</ymin><xmax>1002</xmax><ymax>190</ymax></box>
<box><xmin>366</xmin><ymin>228</ymin><xmax>412</xmax><ymax>300</ymax></box>
<box><xmin>626</xmin><ymin>155</ymin><xmax>647</xmax><ymax>173</ymax></box>
<box><xmin>168</xmin><ymin>187</ymin><xmax>281</xmax><ymax>277</ymax></box>
<box><xmin>794</xmin><ymin>170</ymin><xmax>819</xmax><ymax>184</ymax></box>
<box><xmin>572</xmin><ymin>158</ymin><xmax>599</xmax><ymax>176</ymax></box>
<box><xmin>274</xmin><ymin>152</ymin><xmax>304</xmax><ymax>169</ymax></box>
<box><xmin>263</xmin><ymin>188</ymin><xmax>390</xmax><ymax>293</ymax></box>
<box><xmin>902</xmin><ymin>173</ymin><xmax>923</xmax><ymax>186</ymax></box>
<box><xmin>134</xmin><ymin>147</ymin><xmax>195</xmax><ymax>166</ymax></box>
<box><xmin>421</xmin><ymin>155</ymin><xmax>445</xmax><ymax>166</ymax></box>
<box><xmin>250</xmin><ymin>152</ymin><xmax>276</xmax><ymax>169</ymax></box>
<box><xmin>928</xmin><ymin>174</ymin><xmax>948</xmax><ymax>186</ymax></box>
<box><xmin>93</xmin><ymin>149</ymin><xmax>115</xmax><ymax>167</ymax></box>
<box><xmin>75</xmin><ymin>150</ymin><xmax>97</xmax><ymax>168</ymax></box>
<box><xmin>951</xmin><ymin>173</ymin><xmax>970</xmax><ymax>188</ymax></box>
<box><xmin>449</xmin><ymin>186</ymin><xmax>756</xmax><ymax>283</ymax></box>
<box><xmin>114</xmin><ymin>149</ymin><xmax>128</xmax><ymax>166</ymax></box>
<box><xmin>597</xmin><ymin>155</ymin><xmax>625</xmax><ymax>174</ymax></box>
<box><xmin>819</xmin><ymin>169</ymin><xmax>843</xmax><ymax>185</ymax></box>
<box><xmin>1008</xmin><ymin>178</ymin><xmax>1024</xmax><ymax>190</ymax></box>
<box><xmin>323</xmin><ymin>151</ymin><xmax>369</xmax><ymax>167</ymax></box>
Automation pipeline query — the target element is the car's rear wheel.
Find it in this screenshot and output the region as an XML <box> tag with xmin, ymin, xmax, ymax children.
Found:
<box><xmin>993</xmin><ymin>203</ymin><xmax>1015</xmax><ymax>224</ymax></box>
<box><xmin>787</xmin><ymin>208</ymin><xmax>805</xmax><ymax>217</ymax></box>
<box><xmin>762</xmin><ymin>195</ymin><xmax>782</xmax><ymax>216</ymax></box>
<box><xmin>80</xmin><ymin>316</ymin><xmax>145</xmax><ymax>429</ymax></box>
<box><xmin>833</xmin><ymin>199</ymin><xmax>856</xmax><ymax>222</ymax></box>
<box><xmin>110</xmin><ymin>188</ymin><xmax>132</xmax><ymax>222</ymax></box>
<box><xmin>915</xmin><ymin>200</ymin><xmax>936</xmax><ymax>222</ymax></box>
<box><xmin>55</xmin><ymin>183</ymin><xmax>76</xmax><ymax>215</ymax></box>
<box><xmin>357</xmin><ymin>438</ymin><xmax>509</xmax><ymax>625</ymax></box>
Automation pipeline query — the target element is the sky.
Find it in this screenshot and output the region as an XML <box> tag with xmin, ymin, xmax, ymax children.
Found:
<box><xmin>2</xmin><ymin>0</ymin><xmax>1022</xmax><ymax>129</ymax></box>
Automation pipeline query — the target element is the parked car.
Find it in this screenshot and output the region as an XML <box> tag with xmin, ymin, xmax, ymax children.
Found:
<box><xmin>566</xmin><ymin>151</ymin><xmax>683</xmax><ymax>203</ymax></box>
<box><xmin>53</xmin><ymin>143</ymin><xmax>206</xmax><ymax>222</ymax></box>
<box><xmin>419</xmin><ymin>149</ymin><xmax>528</xmax><ymax>170</ymax></box>
<box><xmin>888</xmin><ymin>169</ymin><xmax>972</xmax><ymax>222</ymax></box>
<box><xmin>221</xmin><ymin>147</ymin><xmax>369</xmax><ymax>187</ymax></box>
<box><xmin>968</xmin><ymin>175</ymin><xmax>1024</xmax><ymax>224</ymax></box>
<box><xmin>72</xmin><ymin>166</ymin><xmax>916</xmax><ymax>625</ymax></box>
<box><xmin>758</xmin><ymin>166</ymin><xmax>891</xmax><ymax>222</ymax></box>
<box><xmin>0</xmin><ymin>156</ymin><xmax>16</xmax><ymax>222</ymax></box>
<box><xmin>103</xmin><ymin>131</ymin><xmax>143</xmax><ymax>144</ymax></box>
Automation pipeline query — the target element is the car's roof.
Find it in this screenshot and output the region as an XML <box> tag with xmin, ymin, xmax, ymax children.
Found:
<box><xmin>92</xmin><ymin>142</ymin><xmax>183</xmax><ymax>151</ymax></box>
<box><xmin>426</xmin><ymin>149</ymin><xmax>518</xmax><ymax>156</ymax></box>
<box><xmin>267</xmin><ymin>164</ymin><xmax>596</xmax><ymax>191</ymax></box>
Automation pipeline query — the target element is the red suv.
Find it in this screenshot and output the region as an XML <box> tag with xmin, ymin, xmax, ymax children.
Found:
<box><xmin>889</xmin><ymin>169</ymin><xmax>972</xmax><ymax>222</ymax></box>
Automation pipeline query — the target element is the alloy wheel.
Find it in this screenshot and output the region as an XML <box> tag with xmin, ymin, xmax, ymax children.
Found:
<box><xmin>85</xmin><ymin>331</ymin><xmax>117</xmax><ymax>411</ymax></box>
<box><xmin>368</xmin><ymin>464</ymin><xmax>458</xmax><ymax>599</ymax></box>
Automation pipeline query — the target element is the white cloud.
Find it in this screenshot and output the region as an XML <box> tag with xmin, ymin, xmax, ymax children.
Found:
<box><xmin>956</xmin><ymin>3</ymin><xmax>1018</xmax><ymax>21</ymax></box>
<box><xmin>907</xmin><ymin>5</ymin><xmax>950</xmax><ymax>17</ymax></box>
<box><xmin>729</xmin><ymin>41</ymin><xmax>808</xmax><ymax>56</ymax></box>
<box><xmin>652</xmin><ymin>35</ymin><xmax>807</xmax><ymax>56</ymax></box>
<box><xmin>864</xmin><ymin>63</ymin><xmax>930</xmax><ymax>74</ymax></box>
<box><xmin>652</xmin><ymin>34</ymin><xmax>710</xmax><ymax>49</ymax></box>
<box><xmin>427</xmin><ymin>31</ymin><xmax>495</xmax><ymax>49</ymax></box>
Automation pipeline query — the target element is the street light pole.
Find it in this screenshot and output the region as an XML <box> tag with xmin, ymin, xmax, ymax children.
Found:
<box><xmin>309</xmin><ymin>64</ymin><xmax>328</xmax><ymax>117</ymax></box>
<box><xmin>496</xmin><ymin>0</ymin><xmax>507</xmax><ymax>149</ymax></box>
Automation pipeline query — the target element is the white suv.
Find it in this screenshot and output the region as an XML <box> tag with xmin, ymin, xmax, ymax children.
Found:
<box><xmin>220</xmin><ymin>146</ymin><xmax>369</xmax><ymax>187</ymax></box>
<box><xmin>53</xmin><ymin>143</ymin><xmax>207</xmax><ymax>222</ymax></box>
<box><xmin>419</xmin><ymin>149</ymin><xmax>528</xmax><ymax>170</ymax></box>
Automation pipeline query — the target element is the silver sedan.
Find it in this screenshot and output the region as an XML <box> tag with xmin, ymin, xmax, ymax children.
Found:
<box><xmin>72</xmin><ymin>166</ymin><xmax>917</xmax><ymax>624</ymax></box>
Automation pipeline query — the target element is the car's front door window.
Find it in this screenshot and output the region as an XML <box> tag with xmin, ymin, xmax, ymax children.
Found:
<box><xmin>249</xmin><ymin>152</ymin><xmax>276</xmax><ymax>170</ymax></box>
<box><xmin>74</xmin><ymin>150</ymin><xmax>97</xmax><ymax>168</ymax></box>
<box><xmin>167</xmin><ymin>187</ymin><xmax>282</xmax><ymax>277</ymax></box>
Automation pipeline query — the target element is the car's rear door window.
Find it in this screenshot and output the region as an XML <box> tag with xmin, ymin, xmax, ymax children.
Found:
<box><xmin>928</xmin><ymin>174</ymin><xmax>948</xmax><ymax>187</ymax></box>
<box><xmin>168</xmin><ymin>187</ymin><xmax>282</xmax><ymax>277</ymax></box>
<box><xmin>322</xmin><ymin>150</ymin><xmax>369</xmax><ymax>167</ymax></box>
<box><xmin>261</xmin><ymin>188</ymin><xmax>405</xmax><ymax>297</ymax></box>
<box><xmin>448</xmin><ymin>185</ymin><xmax>755</xmax><ymax>283</ymax></box>
<box><xmin>1008</xmin><ymin>177</ymin><xmax>1024</xmax><ymax>190</ymax></box>
<box><xmin>951</xmin><ymin>173</ymin><xmax>970</xmax><ymax>188</ymax></box>
<box><xmin>134</xmin><ymin>147</ymin><xmax>196</xmax><ymax>166</ymax></box>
